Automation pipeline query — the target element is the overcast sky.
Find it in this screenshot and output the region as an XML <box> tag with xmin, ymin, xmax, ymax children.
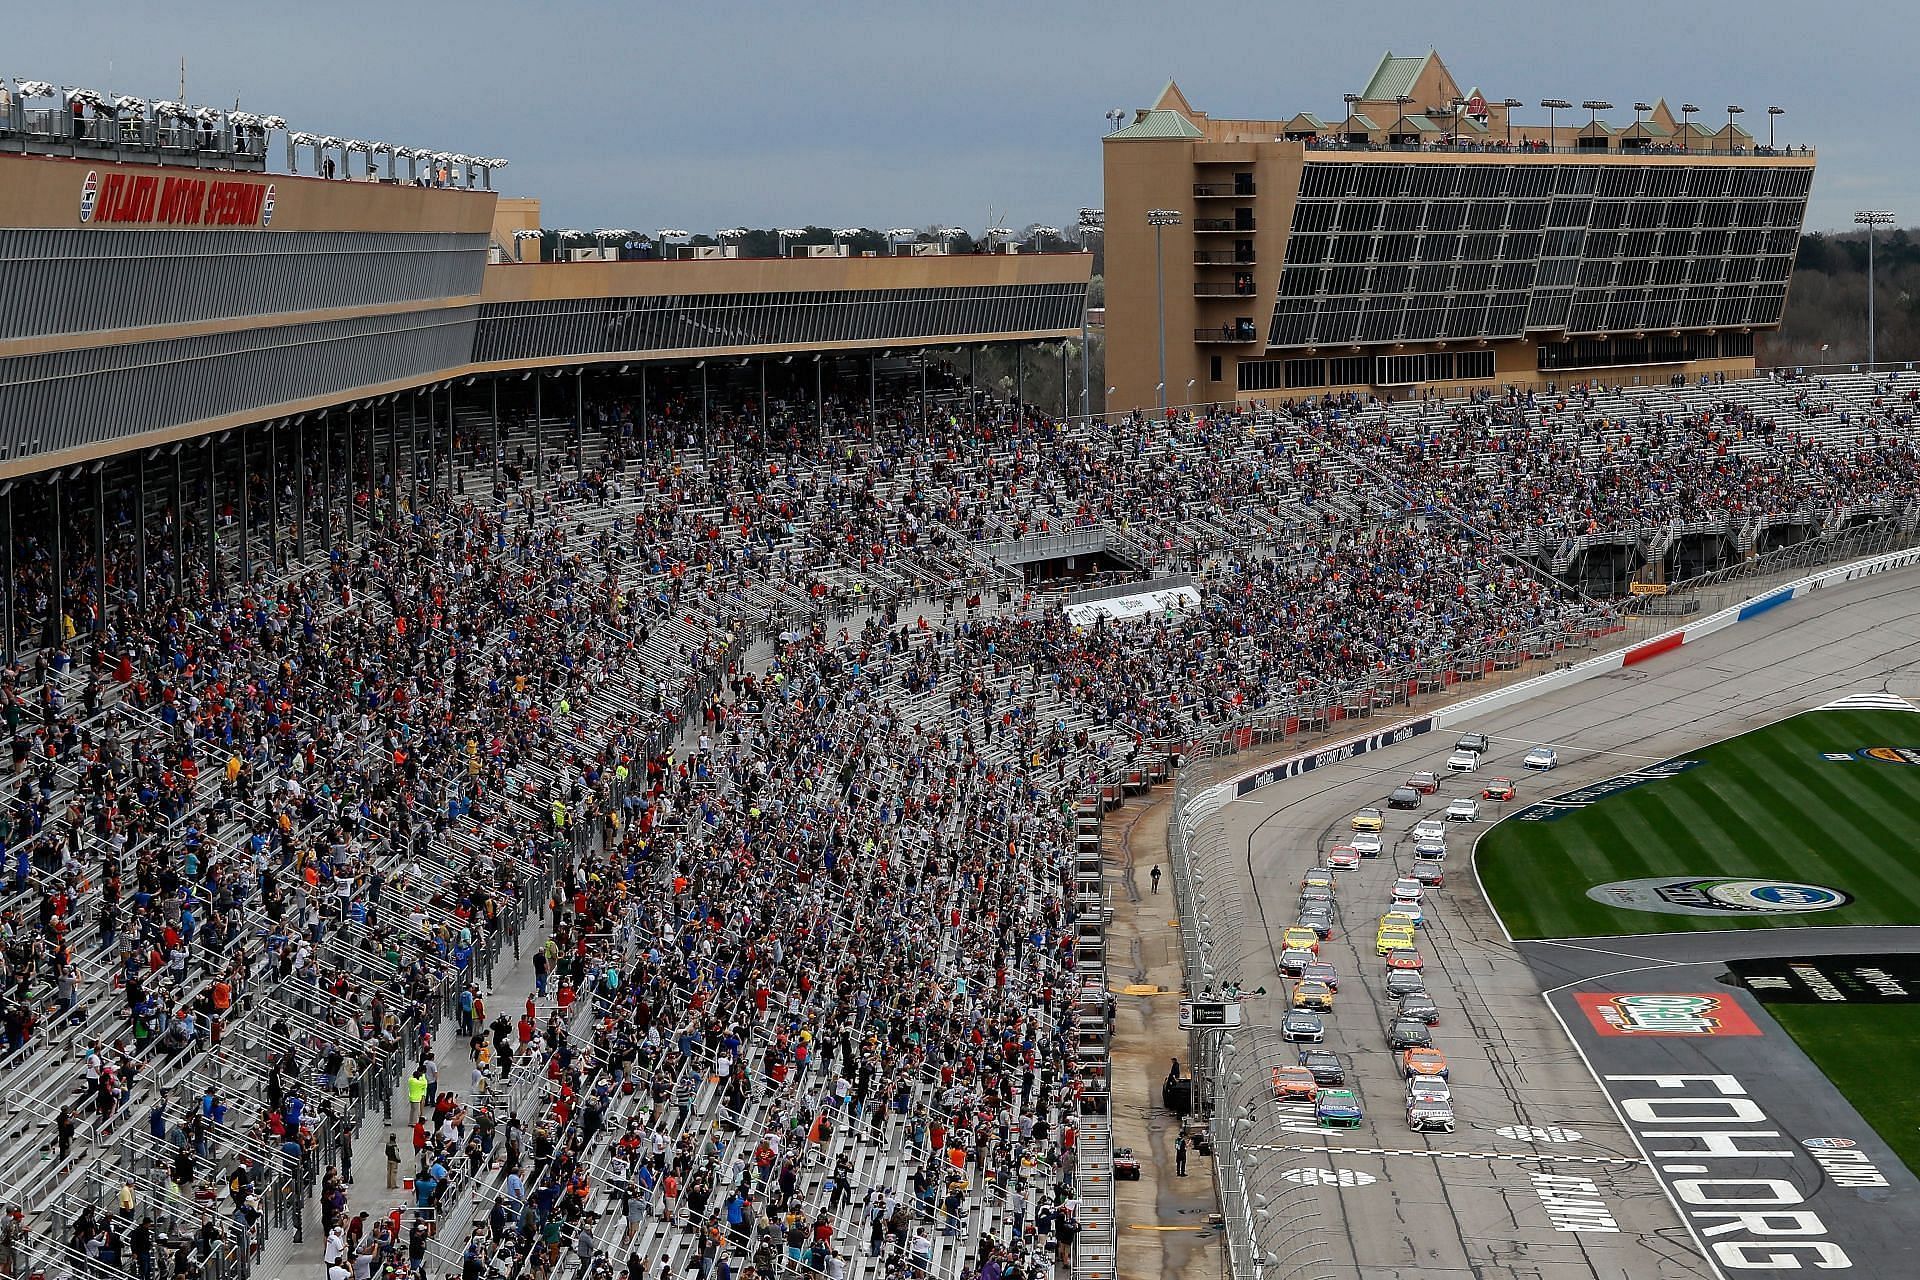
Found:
<box><xmin>7</xmin><ymin>0</ymin><xmax>1909</xmax><ymax>235</ymax></box>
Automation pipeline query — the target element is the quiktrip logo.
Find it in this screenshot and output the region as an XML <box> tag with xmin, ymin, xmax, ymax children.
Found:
<box><xmin>262</xmin><ymin>183</ymin><xmax>276</xmax><ymax>226</ymax></box>
<box><xmin>1574</xmin><ymin>992</ymin><xmax>1761</xmax><ymax>1036</ymax></box>
<box><xmin>1586</xmin><ymin>876</ymin><xmax>1850</xmax><ymax>916</ymax></box>
<box><xmin>78</xmin><ymin>170</ymin><xmax>99</xmax><ymax>223</ymax></box>
<box><xmin>1855</xmin><ymin>746</ymin><xmax>1920</xmax><ymax>764</ymax></box>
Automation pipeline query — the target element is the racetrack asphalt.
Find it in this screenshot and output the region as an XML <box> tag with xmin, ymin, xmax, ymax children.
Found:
<box><xmin>1201</xmin><ymin>566</ymin><xmax>1920</xmax><ymax>1279</ymax></box>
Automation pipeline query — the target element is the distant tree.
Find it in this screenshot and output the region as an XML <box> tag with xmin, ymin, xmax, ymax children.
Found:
<box><xmin>1764</xmin><ymin>225</ymin><xmax>1920</xmax><ymax>367</ymax></box>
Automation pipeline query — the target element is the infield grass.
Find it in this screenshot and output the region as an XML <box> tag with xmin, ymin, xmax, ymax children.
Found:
<box><xmin>1479</xmin><ymin>708</ymin><xmax>1920</xmax><ymax>939</ymax></box>
<box><xmin>1762</xmin><ymin>1002</ymin><xmax>1920</xmax><ymax>1179</ymax></box>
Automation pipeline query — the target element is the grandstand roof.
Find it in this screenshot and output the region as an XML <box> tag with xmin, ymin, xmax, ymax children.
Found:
<box><xmin>1361</xmin><ymin>50</ymin><xmax>1442</xmax><ymax>102</ymax></box>
<box><xmin>1109</xmin><ymin>109</ymin><xmax>1204</xmax><ymax>140</ymax></box>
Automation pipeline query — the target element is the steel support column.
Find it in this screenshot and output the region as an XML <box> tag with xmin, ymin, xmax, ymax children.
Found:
<box><xmin>295</xmin><ymin>420</ymin><xmax>307</xmax><ymax>560</ymax></box>
<box><xmin>134</xmin><ymin>462</ymin><xmax>148</xmax><ymax>613</ymax></box>
<box><xmin>91</xmin><ymin>468</ymin><xmax>105</xmax><ymax>636</ymax></box>
<box><xmin>490</xmin><ymin>381</ymin><xmax>501</xmax><ymax>497</ymax></box>
<box><xmin>268</xmin><ymin>426</ymin><xmax>281</xmax><ymax>567</ymax></box>
<box><xmin>2</xmin><ymin>492</ymin><xmax>13</xmax><ymax>664</ymax></box>
<box><xmin>575</xmin><ymin>368</ymin><xmax>585</xmax><ymax>477</ymax></box>
<box><xmin>173</xmin><ymin>451</ymin><xmax>185</xmax><ymax>597</ymax></box>
<box><xmin>47</xmin><ymin>476</ymin><xmax>64</xmax><ymax>648</ymax></box>
<box><xmin>237</xmin><ymin>431</ymin><xmax>251</xmax><ymax>584</ymax></box>
<box><xmin>344</xmin><ymin>408</ymin><xmax>355</xmax><ymax>545</ymax></box>
<box><xmin>205</xmin><ymin>438</ymin><xmax>218</xmax><ymax>595</ymax></box>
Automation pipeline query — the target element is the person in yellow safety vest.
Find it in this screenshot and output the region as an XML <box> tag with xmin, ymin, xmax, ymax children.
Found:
<box><xmin>406</xmin><ymin>1067</ymin><xmax>429</xmax><ymax>1124</ymax></box>
<box><xmin>551</xmin><ymin>799</ymin><xmax>567</xmax><ymax>830</ymax></box>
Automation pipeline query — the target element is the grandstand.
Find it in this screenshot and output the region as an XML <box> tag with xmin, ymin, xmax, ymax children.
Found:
<box><xmin>1102</xmin><ymin>50</ymin><xmax>1815</xmax><ymax>409</ymax></box>
<box><xmin>0</xmin><ymin>58</ymin><xmax>1915</xmax><ymax>1280</ymax></box>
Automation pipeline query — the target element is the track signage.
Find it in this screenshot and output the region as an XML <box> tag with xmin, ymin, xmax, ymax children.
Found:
<box><xmin>1603</xmin><ymin>1073</ymin><xmax>1854</xmax><ymax>1270</ymax></box>
<box><xmin>82</xmin><ymin>170</ymin><xmax>273</xmax><ymax>227</ymax></box>
<box><xmin>1576</xmin><ymin>992</ymin><xmax>1761</xmax><ymax>1036</ymax></box>
<box><xmin>1729</xmin><ymin>954</ymin><xmax>1920</xmax><ymax>1004</ymax></box>
<box><xmin>1585</xmin><ymin>877</ymin><xmax>1850</xmax><ymax>916</ymax></box>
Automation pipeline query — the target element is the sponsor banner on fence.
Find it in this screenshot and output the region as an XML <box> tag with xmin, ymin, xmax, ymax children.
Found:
<box><xmin>1728</xmin><ymin>954</ymin><xmax>1920</xmax><ymax>1004</ymax></box>
<box><xmin>1510</xmin><ymin>757</ymin><xmax>1704</xmax><ymax>822</ymax></box>
<box><xmin>1576</xmin><ymin>991</ymin><xmax>1761</xmax><ymax>1036</ymax></box>
<box><xmin>1232</xmin><ymin>717</ymin><xmax>1433</xmax><ymax>797</ymax></box>
<box><xmin>1586</xmin><ymin>876</ymin><xmax>1851</xmax><ymax>916</ymax></box>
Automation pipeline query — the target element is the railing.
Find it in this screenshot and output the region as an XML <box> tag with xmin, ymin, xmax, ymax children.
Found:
<box><xmin>1064</xmin><ymin>572</ymin><xmax>1193</xmax><ymax>607</ymax></box>
<box><xmin>4</xmin><ymin>108</ymin><xmax>268</xmax><ymax>164</ymax></box>
<box><xmin>1195</xmin><ymin>325</ymin><xmax>1258</xmax><ymax>343</ymax></box>
<box><xmin>1193</xmin><ymin>217</ymin><xmax>1254</xmax><ymax>233</ymax></box>
<box><xmin>1194</xmin><ymin>283</ymin><xmax>1257</xmax><ymax>297</ymax></box>
<box><xmin>1302</xmin><ymin>137</ymin><xmax>1814</xmax><ymax>158</ymax></box>
<box><xmin>1194</xmin><ymin>251</ymin><xmax>1256</xmax><ymax>265</ymax></box>
<box><xmin>1193</xmin><ymin>181</ymin><xmax>1256</xmax><ymax>198</ymax></box>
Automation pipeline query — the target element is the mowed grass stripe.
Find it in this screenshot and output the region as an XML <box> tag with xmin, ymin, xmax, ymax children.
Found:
<box><xmin>1480</xmin><ymin>708</ymin><xmax>1920</xmax><ymax>938</ymax></box>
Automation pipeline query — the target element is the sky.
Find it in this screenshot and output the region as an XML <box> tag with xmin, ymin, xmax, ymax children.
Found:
<box><xmin>6</xmin><ymin>0</ymin><xmax>1912</xmax><ymax>236</ymax></box>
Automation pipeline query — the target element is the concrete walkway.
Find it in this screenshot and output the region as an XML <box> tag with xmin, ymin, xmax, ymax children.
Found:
<box><xmin>1103</xmin><ymin>792</ymin><xmax>1225</xmax><ymax>1280</ymax></box>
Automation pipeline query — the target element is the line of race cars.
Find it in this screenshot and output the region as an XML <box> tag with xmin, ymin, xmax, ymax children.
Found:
<box><xmin>1270</xmin><ymin>731</ymin><xmax>1560</xmax><ymax>1133</ymax></box>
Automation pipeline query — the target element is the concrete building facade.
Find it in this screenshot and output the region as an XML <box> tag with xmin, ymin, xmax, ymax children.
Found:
<box><xmin>1102</xmin><ymin>51</ymin><xmax>1814</xmax><ymax>410</ymax></box>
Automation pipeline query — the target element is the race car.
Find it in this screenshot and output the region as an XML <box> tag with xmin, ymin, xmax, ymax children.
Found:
<box><xmin>1523</xmin><ymin>746</ymin><xmax>1559</xmax><ymax>770</ymax></box>
<box><xmin>1385</xmin><ymin>948</ymin><xmax>1424</xmax><ymax>972</ymax></box>
<box><xmin>1481</xmin><ymin>777</ymin><xmax>1516</xmax><ymax>802</ymax></box>
<box><xmin>1281</xmin><ymin>926</ymin><xmax>1321</xmax><ymax>954</ymax></box>
<box><xmin>1271</xmin><ymin>1065</ymin><xmax>1319</xmax><ymax>1104</ymax></box>
<box><xmin>1376</xmin><ymin>922</ymin><xmax>1417</xmax><ymax>956</ymax></box>
<box><xmin>1350</xmin><ymin>831</ymin><xmax>1383</xmax><ymax>857</ymax></box>
<box><xmin>1292</xmin><ymin>979</ymin><xmax>1334</xmax><ymax>1012</ymax></box>
<box><xmin>1445</xmin><ymin>796</ymin><xmax>1481</xmax><ymax>822</ymax></box>
<box><xmin>1406</xmin><ymin>770</ymin><xmax>1440</xmax><ymax>795</ymax></box>
<box><xmin>1327</xmin><ymin>846</ymin><xmax>1362</xmax><ymax>872</ymax></box>
<box><xmin>1351</xmin><ymin>807</ymin><xmax>1385</xmax><ymax>833</ymax></box>
<box><xmin>1315</xmin><ymin>1088</ymin><xmax>1363</xmax><ymax>1129</ymax></box>
<box><xmin>1402</xmin><ymin>1047</ymin><xmax>1450</xmax><ymax>1080</ymax></box>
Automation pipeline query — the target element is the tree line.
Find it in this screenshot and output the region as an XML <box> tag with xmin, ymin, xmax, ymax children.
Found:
<box><xmin>1763</xmin><ymin>225</ymin><xmax>1920</xmax><ymax>368</ymax></box>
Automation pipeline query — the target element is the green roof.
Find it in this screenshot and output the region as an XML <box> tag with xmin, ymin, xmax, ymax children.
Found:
<box><xmin>1361</xmin><ymin>50</ymin><xmax>1435</xmax><ymax>102</ymax></box>
<box><xmin>1396</xmin><ymin>114</ymin><xmax>1440</xmax><ymax>133</ymax></box>
<box><xmin>1108</xmin><ymin>109</ymin><xmax>1203</xmax><ymax>140</ymax></box>
<box><xmin>1349</xmin><ymin>113</ymin><xmax>1381</xmax><ymax>132</ymax></box>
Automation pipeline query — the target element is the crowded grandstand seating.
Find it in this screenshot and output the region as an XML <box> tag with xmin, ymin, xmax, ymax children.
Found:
<box><xmin>0</xmin><ymin>367</ymin><xmax>1915</xmax><ymax>1280</ymax></box>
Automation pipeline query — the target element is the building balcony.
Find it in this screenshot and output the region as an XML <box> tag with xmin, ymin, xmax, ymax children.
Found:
<box><xmin>1195</xmin><ymin>322</ymin><xmax>1260</xmax><ymax>343</ymax></box>
<box><xmin>1193</xmin><ymin>181</ymin><xmax>1256</xmax><ymax>198</ymax></box>
<box><xmin>1193</xmin><ymin>217</ymin><xmax>1255</xmax><ymax>233</ymax></box>
<box><xmin>1194</xmin><ymin>283</ymin><xmax>1257</xmax><ymax>297</ymax></box>
<box><xmin>1194</xmin><ymin>251</ymin><xmax>1255</xmax><ymax>266</ymax></box>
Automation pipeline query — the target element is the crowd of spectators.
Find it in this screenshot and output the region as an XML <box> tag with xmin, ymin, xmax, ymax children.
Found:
<box><xmin>0</xmin><ymin>366</ymin><xmax>1913</xmax><ymax>1280</ymax></box>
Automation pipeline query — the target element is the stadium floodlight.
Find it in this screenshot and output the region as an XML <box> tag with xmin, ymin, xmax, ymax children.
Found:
<box><xmin>1539</xmin><ymin>98</ymin><xmax>1571</xmax><ymax>147</ymax></box>
<box><xmin>884</xmin><ymin>228</ymin><xmax>918</xmax><ymax>255</ymax></box>
<box><xmin>1078</xmin><ymin>208</ymin><xmax>1104</xmax><ymax>231</ymax></box>
<box><xmin>14</xmin><ymin>81</ymin><xmax>55</xmax><ymax>99</ymax></box>
<box><xmin>1341</xmin><ymin>92</ymin><xmax>1360</xmax><ymax>142</ymax></box>
<box><xmin>1725</xmin><ymin>104</ymin><xmax>1745</xmax><ymax>152</ymax></box>
<box><xmin>1105</xmin><ymin>108</ymin><xmax>1128</xmax><ymax>133</ymax></box>
<box><xmin>1680</xmin><ymin>102</ymin><xmax>1700</xmax><ymax>152</ymax></box>
<box><xmin>1393</xmin><ymin>94</ymin><xmax>1414</xmax><ymax>144</ymax></box>
<box><xmin>1856</xmin><ymin>210</ymin><xmax>1897</xmax><ymax>367</ymax></box>
<box><xmin>1500</xmin><ymin>98</ymin><xmax>1523</xmax><ymax>148</ymax></box>
<box><xmin>1029</xmin><ymin>226</ymin><xmax>1061</xmax><ymax>252</ymax></box>
<box><xmin>832</xmin><ymin>228</ymin><xmax>865</xmax><ymax>249</ymax></box>
<box><xmin>1147</xmin><ymin>209</ymin><xmax>1182</xmax><ymax>411</ymax></box>
<box><xmin>1766</xmin><ymin>105</ymin><xmax>1784</xmax><ymax>150</ymax></box>
<box><xmin>1580</xmin><ymin>101</ymin><xmax>1612</xmax><ymax>141</ymax></box>
<box><xmin>934</xmin><ymin>226</ymin><xmax>965</xmax><ymax>240</ymax></box>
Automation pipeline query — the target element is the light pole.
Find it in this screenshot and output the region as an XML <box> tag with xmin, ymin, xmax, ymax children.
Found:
<box><xmin>1501</xmin><ymin>98</ymin><xmax>1522</xmax><ymax>150</ymax></box>
<box><xmin>1725</xmin><ymin>104</ymin><xmax>1745</xmax><ymax>153</ymax></box>
<box><xmin>1148</xmin><ymin>208</ymin><xmax>1181</xmax><ymax>411</ymax></box>
<box><xmin>1681</xmin><ymin>103</ymin><xmax>1699</xmax><ymax>153</ymax></box>
<box><xmin>1632</xmin><ymin>102</ymin><xmax>1651</xmax><ymax>150</ymax></box>
<box><xmin>1766</xmin><ymin>105</ymin><xmax>1784</xmax><ymax>152</ymax></box>
<box><xmin>1106</xmin><ymin>108</ymin><xmax>1127</xmax><ymax>133</ymax></box>
<box><xmin>1855</xmin><ymin>210</ymin><xmax>1895</xmax><ymax>367</ymax></box>
<box><xmin>1540</xmin><ymin>98</ymin><xmax>1571</xmax><ymax>150</ymax></box>
<box><xmin>1028</xmin><ymin>225</ymin><xmax>1061</xmax><ymax>254</ymax></box>
<box><xmin>884</xmin><ymin>227</ymin><xmax>917</xmax><ymax>256</ymax></box>
<box><xmin>1078</xmin><ymin>208</ymin><xmax>1104</xmax><ymax>420</ymax></box>
<box><xmin>1581</xmin><ymin>99</ymin><xmax>1612</xmax><ymax>150</ymax></box>
<box><xmin>1341</xmin><ymin>93</ymin><xmax>1359</xmax><ymax>146</ymax></box>
<box><xmin>1393</xmin><ymin>94</ymin><xmax>1413</xmax><ymax>146</ymax></box>
<box><xmin>777</xmin><ymin>227</ymin><xmax>808</xmax><ymax>257</ymax></box>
